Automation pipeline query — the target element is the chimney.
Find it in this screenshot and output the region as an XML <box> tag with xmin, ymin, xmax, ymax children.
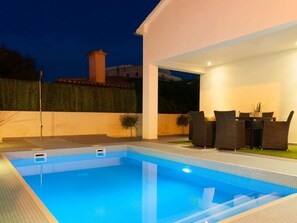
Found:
<box><xmin>87</xmin><ymin>49</ymin><xmax>107</xmax><ymax>83</ymax></box>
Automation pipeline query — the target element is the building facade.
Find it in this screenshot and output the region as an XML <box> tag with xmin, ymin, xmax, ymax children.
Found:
<box><xmin>137</xmin><ymin>0</ymin><xmax>297</xmax><ymax>142</ymax></box>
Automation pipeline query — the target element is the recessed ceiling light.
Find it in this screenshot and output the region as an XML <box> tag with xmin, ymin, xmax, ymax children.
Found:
<box><xmin>295</xmin><ymin>41</ymin><xmax>297</xmax><ymax>46</ymax></box>
<box><xmin>207</xmin><ymin>61</ymin><xmax>212</xmax><ymax>66</ymax></box>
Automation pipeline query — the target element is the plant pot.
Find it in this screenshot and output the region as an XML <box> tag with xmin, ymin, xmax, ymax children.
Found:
<box><xmin>253</xmin><ymin>112</ymin><xmax>262</xmax><ymax>117</ymax></box>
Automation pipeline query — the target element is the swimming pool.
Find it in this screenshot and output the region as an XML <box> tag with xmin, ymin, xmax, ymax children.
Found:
<box><xmin>6</xmin><ymin>146</ymin><xmax>297</xmax><ymax>223</ymax></box>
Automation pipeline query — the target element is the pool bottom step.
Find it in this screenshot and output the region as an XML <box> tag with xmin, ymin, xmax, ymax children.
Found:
<box><xmin>173</xmin><ymin>193</ymin><xmax>279</xmax><ymax>223</ymax></box>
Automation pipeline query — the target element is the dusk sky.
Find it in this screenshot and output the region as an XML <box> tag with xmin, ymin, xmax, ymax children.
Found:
<box><xmin>1</xmin><ymin>0</ymin><xmax>163</xmax><ymax>81</ymax></box>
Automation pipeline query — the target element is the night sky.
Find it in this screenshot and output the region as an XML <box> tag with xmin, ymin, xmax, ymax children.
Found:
<box><xmin>0</xmin><ymin>0</ymin><xmax>161</xmax><ymax>81</ymax></box>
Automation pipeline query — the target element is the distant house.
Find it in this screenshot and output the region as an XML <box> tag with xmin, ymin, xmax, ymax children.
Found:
<box><xmin>106</xmin><ymin>64</ymin><xmax>181</xmax><ymax>81</ymax></box>
<box><xmin>57</xmin><ymin>50</ymin><xmax>131</xmax><ymax>88</ymax></box>
<box><xmin>57</xmin><ymin>50</ymin><xmax>181</xmax><ymax>87</ymax></box>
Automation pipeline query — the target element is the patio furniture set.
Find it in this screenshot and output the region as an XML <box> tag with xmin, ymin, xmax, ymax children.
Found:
<box><xmin>190</xmin><ymin>110</ymin><xmax>294</xmax><ymax>151</ymax></box>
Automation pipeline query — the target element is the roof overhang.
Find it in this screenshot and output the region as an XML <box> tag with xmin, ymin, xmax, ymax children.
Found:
<box><xmin>155</xmin><ymin>21</ymin><xmax>297</xmax><ymax>74</ymax></box>
<box><xmin>136</xmin><ymin>0</ymin><xmax>169</xmax><ymax>36</ymax></box>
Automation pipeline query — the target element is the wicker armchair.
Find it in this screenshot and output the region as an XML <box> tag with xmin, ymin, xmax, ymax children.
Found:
<box><xmin>238</xmin><ymin>112</ymin><xmax>252</xmax><ymax>145</ymax></box>
<box><xmin>261</xmin><ymin>111</ymin><xmax>294</xmax><ymax>150</ymax></box>
<box><xmin>190</xmin><ymin>111</ymin><xmax>215</xmax><ymax>148</ymax></box>
<box><xmin>189</xmin><ymin>118</ymin><xmax>193</xmax><ymax>140</ymax></box>
<box><xmin>239</xmin><ymin>112</ymin><xmax>250</xmax><ymax>118</ymax></box>
<box><xmin>262</xmin><ymin>112</ymin><xmax>274</xmax><ymax>118</ymax></box>
<box><xmin>250</xmin><ymin>112</ymin><xmax>274</xmax><ymax>147</ymax></box>
<box><xmin>214</xmin><ymin>110</ymin><xmax>245</xmax><ymax>151</ymax></box>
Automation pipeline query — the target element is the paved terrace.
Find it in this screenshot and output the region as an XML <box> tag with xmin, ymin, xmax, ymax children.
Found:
<box><xmin>1</xmin><ymin>135</ymin><xmax>297</xmax><ymax>223</ymax></box>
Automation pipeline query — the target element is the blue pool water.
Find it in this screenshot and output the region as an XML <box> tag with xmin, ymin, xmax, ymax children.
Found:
<box><xmin>10</xmin><ymin>150</ymin><xmax>297</xmax><ymax>223</ymax></box>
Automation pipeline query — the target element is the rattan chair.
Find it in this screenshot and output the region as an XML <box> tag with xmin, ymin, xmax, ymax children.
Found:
<box><xmin>190</xmin><ymin>111</ymin><xmax>215</xmax><ymax>148</ymax></box>
<box><xmin>262</xmin><ymin>112</ymin><xmax>274</xmax><ymax>118</ymax></box>
<box><xmin>254</xmin><ymin>112</ymin><xmax>274</xmax><ymax>129</ymax></box>
<box><xmin>214</xmin><ymin>110</ymin><xmax>245</xmax><ymax>151</ymax></box>
<box><xmin>239</xmin><ymin>112</ymin><xmax>250</xmax><ymax>118</ymax></box>
<box><xmin>189</xmin><ymin>115</ymin><xmax>193</xmax><ymax>140</ymax></box>
<box><xmin>238</xmin><ymin>112</ymin><xmax>252</xmax><ymax>145</ymax></box>
<box><xmin>261</xmin><ymin>111</ymin><xmax>294</xmax><ymax>150</ymax></box>
<box><xmin>254</xmin><ymin>111</ymin><xmax>275</xmax><ymax>146</ymax></box>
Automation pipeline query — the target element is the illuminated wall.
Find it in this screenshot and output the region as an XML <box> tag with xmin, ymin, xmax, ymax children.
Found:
<box><xmin>1</xmin><ymin>112</ymin><xmax>188</xmax><ymax>138</ymax></box>
<box><xmin>138</xmin><ymin>0</ymin><xmax>297</xmax><ymax>140</ymax></box>
<box><xmin>200</xmin><ymin>49</ymin><xmax>297</xmax><ymax>143</ymax></box>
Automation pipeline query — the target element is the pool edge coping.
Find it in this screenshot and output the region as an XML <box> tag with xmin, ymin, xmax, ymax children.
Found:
<box><xmin>0</xmin><ymin>153</ymin><xmax>58</xmax><ymax>223</ymax></box>
<box><xmin>219</xmin><ymin>193</ymin><xmax>297</xmax><ymax>223</ymax></box>
<box><xmin>126</xmin><ymin>143</ymin><xmax>297</xmax><ymax>188</ymax></box>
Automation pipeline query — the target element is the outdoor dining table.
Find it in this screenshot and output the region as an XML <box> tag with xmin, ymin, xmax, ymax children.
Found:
<box><xmin>236</xmin><ymin>116</ymin><xmax>276</xmax><ymax>149</ymax></box>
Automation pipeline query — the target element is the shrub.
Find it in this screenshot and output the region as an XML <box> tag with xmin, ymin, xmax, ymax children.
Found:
<box><xmin>176</xmin><ymin>114</ymin><xmax>189</xmax><ymax>135</ymax></box>
<box><xmin>176</xmin><ymin>114</ymin><xmax>189</xmax><ymax>127</ymax></box>
<box><xmin>119</xmin><ymin>113</ymin><xmax>138</xmax><ymax>137</ymax></box>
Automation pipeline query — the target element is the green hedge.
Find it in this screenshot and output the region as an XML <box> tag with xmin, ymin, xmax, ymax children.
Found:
<box><xmin>0</xmin><ymin>78</ymin><xmax>137</xmax><ymax>112</ymax></box>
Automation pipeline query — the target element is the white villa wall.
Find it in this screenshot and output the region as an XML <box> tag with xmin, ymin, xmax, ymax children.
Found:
<box><xmin>1</xmin><ymin>111</ymin><xmax>188</xmax><ymax>138</ymax></box>
<box><xmin>200</xmin><ymin>49</ymin><xmax>297</xmax><ymax>143</ymax></box>
<box><xmin>142</xmin><ymin>0</ymin><xmax>297</xmax><ymax>63</ymax></box>
<box><xmin>139</xmin><ymin>0</ymin><xmax>297</xmax><ymax>139</ymax></box>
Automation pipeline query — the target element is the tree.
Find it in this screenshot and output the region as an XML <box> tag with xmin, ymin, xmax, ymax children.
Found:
<box><xmin>119</xmin><ymin>113</ymin><xmax>138</xmax><ymax>137</ymax></box>
<box><xmin>0</xmin><ymin>45</ymin><xmax>38</xmax><ymax>81</ymax></box>
<box><xmin>176</xmin><ymin>114</ymin><xmax>189</xmax><ymax>135</ymax></box>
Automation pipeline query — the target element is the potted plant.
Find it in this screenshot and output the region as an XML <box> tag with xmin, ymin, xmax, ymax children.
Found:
<box><xmin>119</xmin><ymin>113</ymin><xmax>139</xmax><ymax>137</ymax></box>
<box><xmin>176</xmin><ymin>114</ymin><xmax>189</xmax><ymax>135</ymax></box>
<box><xmin>253</xmin><ymin>102</ymin><xmax>262</xmax><ymax>117</ymax></box>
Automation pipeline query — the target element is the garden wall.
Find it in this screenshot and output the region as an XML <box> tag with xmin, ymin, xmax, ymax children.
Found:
<box><xmin>1</xmin><ymin>111</ymin><xmax>188</xmax><ymax>138</ymax></box>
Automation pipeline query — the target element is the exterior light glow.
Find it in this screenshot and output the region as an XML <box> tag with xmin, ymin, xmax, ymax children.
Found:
<box><xmin>207</xmin><ymin>61</ymin><xmax>212</xmax><ymax>66</ymax></box>
<box><xmin>182</xmin><ymin>168</ymin><xmax>191</xmax><ymax>173</ymax></box>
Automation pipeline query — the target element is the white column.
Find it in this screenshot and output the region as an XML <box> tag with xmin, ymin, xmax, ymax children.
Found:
<box><xmin>142</xmin><ymin>63</ymin><xmax>158</xmax><ymax>139</ymax></box>
<box><xmin>142</xmin><ymin>161</ymin><xmax>157</xmax><ymax>223</ymax></box>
